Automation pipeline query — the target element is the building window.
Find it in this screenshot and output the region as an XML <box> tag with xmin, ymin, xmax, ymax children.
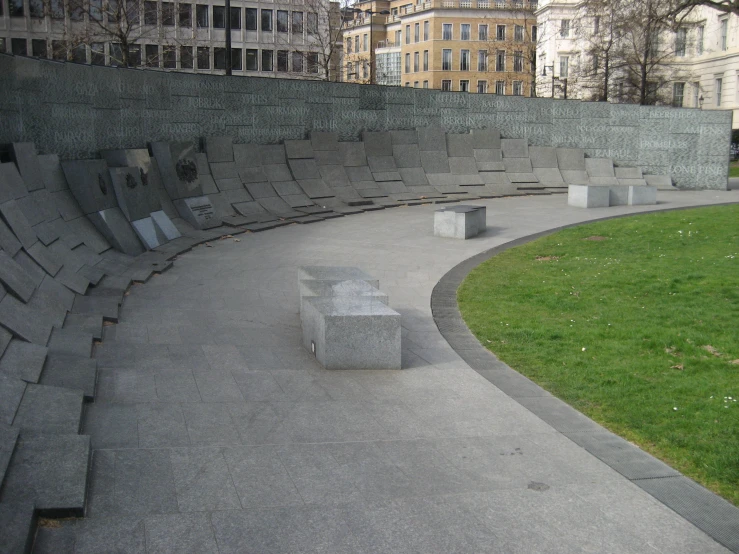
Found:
<box><xmin>560</xmin><ymin>19</ymin><xmax>570</xmax><ymax>38</ymax></box>
<box><xmin>162</xmin><ymin>2</ymin><xmax>174</xmax><ymax>25</ymax></box>
<box><xmin>460</xmin><ymin>80</ymin><xmax>470</xmax><ymax>92</ymax></box>
<box><xmin>496</xmin><ymin>24</ymin><xmax>505</xmax><ymax>41</ymax></box>
<box><xmin>696</xmin><ymin>25</ymin><xmax>704</xmax><ymax>55</ymax></box>
<box><xmin>163</xmin><ymin>47</ymin><xmax>176</xmax><ymax>68</ymax></box>
<box><xmin>144</xmin><ymin>1</ymin><xmax>157</xmax><ymax>25</ymax></box>
<box><xmin>496</xmin><ymin>50</ymin><xmax>505</xmax><ymax>71</ymax></box>
<box><xmin>514</xmin><ymin>25</ymin><xmax>524</xmax><ymax>41</ymax></box>
<box><xmin>443</xmin><ymin>23</ymin><xmax>452</xmax><ymax>40</ymax></box>
<box><xmin>196</xmin><ymin>4</ymin><xmax>208</xmax><ymax>27</ymax></box>
<box><xmin>180</xmin><ymin>46</ymin><xmax>193</xmax><ymax>68</ymax></box>
<box><xmin>423</xmin><ymin>50</ymin><xmax>429</xmax><ymax>71</ymax></box>
<box><xmin>406</xmin><ymin>25</ymin><xmax>410</xmax><ymax>44</ymax></box>
<box><xmin>531</xmin><ymin>25</ymin><xmax>537</xmax><ymax>42</ymax></box>
<box><xmin>262</xmin><ymin>49</ymin><xmax>273</xmax><ymax>71</ymax></box>
<box><xmin>720</xmin><ymin>19</ymin><xmax>728</xmax><ymax>51</ymax></box>
<box><xmin>293</xmin><ymin>51</ymin><xmax>304</xmax><ymax>72</ymax></box>
<box><xmin>246</xmin><ymin>8</ymin><xmax>257</xmax><ymax>30</ymax></box>
<box><xmin>672</xmin><ymin>82</ymin><xmax>685</xmax><ymax>107</ymax></box>
<box><xmin>495</xmin><ymin>80</ymin><xmax>505</xmax><ymax>95</ymax></box>
<box><xmin>423</xmin><ymin>80</ymin><xmax>429</xmax><ymax>88</ymax></box>
<box><xmin>514</xmin><ymin>51</ymin><xmax>523</xmax><ymax>72</ymax></box>
<box><xmin>442</xmin><ymin>49</ymin><xmax>452</xmax><ymax>70</ymax></box>
<box><xmin>441</xmin><ymin>79</ymin><xmax>452</xmax><ymax>91</ymax></box>
<box><xmin>461</xmin><ymin>24</ymin><xmax>470</xmax><ymax>40</ymax></box>
<box><xmin>293</xmin><ymin>11</ymin><xmax>303</xmax><ymax>34</ymax></box>
<box><xmin>478</xmin><ymin>50</ymin><xmax>487</xmax><ymax>71</ymax></box>
<box><xmin>424</xmin><ymin>21</ymin><xmax>429</xmax><ymax>41</ymax></box>
<box><xmin>197</xmin><ymin>46</ymin><xmax>210</xmax><ymax>69</ymax></box>
<box><xmin>179</xmin><ymin>4</ymin><xmax>192</xmax><ymax>27</ymax></box>
<box><xmin>405</xmin><ymin>53</ymin><xmax>410</xmax><ymax>73</ymax></box>
<box><xmin>479</xmin><ymin>24</ymin><xmax>488</xmax><ymax>41</ymax></box>
<box><xmin>675</xmin><ymin>28</ymin><xmax>686</xmax><ymax>57</ymax></box>
<box><xmin>513</xmin><ymin>81</ymin><xmax>523</xmax><ymax>95</ymax></box>
<box><xmin>716</xmin><ymin>77</ymin><xmax>723</xmax><ymax>106</ymax></box>
<box><xmin>460</xmin><ymin>49</ymin><xmax>470</xmax><ymax>71</ymax></box>
<box><xmin>477</xmin><ymin>80</ymin><xmax>487</xmax><ymax>93</ymax></box>
<box><xmin>559</xmin><ymin>55</ymin><xmax>569</xmax><ymax>78</ymax></box>
<box><xmin>145</xmin><ymin>44</ymin><xmax>159</xmax><ymax>67</ymax></box>
<box><xmin>277</xmin><ymin>10</ymin><xmax>289</xmax><ymax>32</ymax></box>
<box><xmin>414</xmin><ymin>51</ymin><xmax>419</xmax><ymax>72</ymax></box>
<box><xmin>277</xmin><ymin>50</ymin><xmax>289</xmax><ymax>71</ymax></box>
<box><xmin>32</xmin><ymin>39</ymin><xmax>47</xmax><ymax>58</ymax></box>
<box><xmin>213</xmin><ymin>6</ymin><xmax>225</xmax><ymax>28</ymax></box>
<box><xmin>246</xmin><ymin>49</ymin><xmax>258</xmax><ymax>70</ymax></box>
<box><xmin>261</xmin><ymin>9</ymin><xmax>272</xmax><ymax>31</ymax></box>
<box><xmin>415</xmin><ymin>22</ymin><xmax>420</xmax><ymax>42</ymax></box>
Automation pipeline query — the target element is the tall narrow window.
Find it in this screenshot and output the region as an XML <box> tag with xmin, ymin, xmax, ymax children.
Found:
<box><xmin>560</xmin><ymin>19</ymin><xmax>570</xmax><ymax>38</ymax></box>
<box><xmin>442</xmin><ymin>49</ymin><xmax>452</xmax><ymax>70</ymax></box>
<box><xmin>716</xmin><ymin>77</ymin><xmax>723</xmax><ymax>106</ymax></box>
<box><xmin>479</xmin><ymin>24</ymin><xmax>488</xmax><ymax>41</ymax></box>
<box><xmin>460</xmin><ymin>49</ymin><xmax>470</xmax><ymax>71</ymax></box>
<box><xmin>672</xmin><ymin>82</ymin><xmax>685</xmax><ymax>107</ymax></box>
<box><xmin>478</xmin><ymin>50</ymin><xmax>487</xmax><ymax>71</ymax></box>
<box><xmin>461</xmin><ymin>23</ymin><xmax>470</xmax><ymax>40</ymax></box>
<box><xmin>696</xmin><ymin>25</ymin><xmax>704</xmax><ymax>55</ymax></box>
<box><xmin>443</xmin><ymin>23</ymin><xmax>452</xmax><ymax>40</ymax></box>
<box><xmin>675</xmin><ymin>28</ymin><xmax>686</xmax><ymax>57</ymax></box>
<box><xmin>496</xmin><ymin>50</ymin><xmax>505</xmax><ymax>71</ymax></box>
<box><xmin>720</xmin><ymin>19</ymin><xmax>728</xmax><ymax>51</ymax></box>
<box><xmin>496</xmin><ymin>24</ymin><xmax>505</xmax><ymax>41</ymax></box>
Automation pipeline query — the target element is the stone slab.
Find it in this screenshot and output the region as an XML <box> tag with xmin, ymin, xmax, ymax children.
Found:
<box><xmin>0</xmin><ymin>339</ymin><xmax>47</xmax><ymax>383</ymax></box>
<box><xmin>149</xmin><ymin>142</ymin><xmax>203</xmax><ymax>200</ymax></box>
<box><xmin>420</xmin><ymin>152</ymin><xmax>450</xmax><ymax>174</ymax></box>
<box><xmin>285</xmin><ymin>140</ymin><xmax>314</xmax><ymax>160</ymax></box>
<box><xmin>339</xmin><ymin>143</ymin><xmax>367</xmax><ymax>167</ymax></box>
<box><xmin>585</xmin><ymin>158</ymin><xmax>616</xmax><ymax>178</ymax></box>
<box><xmin>0</xmin><ymin>433</ymin><xmax>90</xmax><ymax>516</ymax></box>
<box><xmin>556</xmin><ymin>148</ymin><xmax>586</xmax><ymax>170</ymax></box>
<box><xmin>87</xmin><ymin>208</ymin><xmax>145</xmax><ymax>256</ymax></box>
<box><xmin>0</xmin><ymin>162</ymin><xmax>28</xmax><ymax>203</ymax></box>
<box><xmin>0</xmin><ymin>250</ymin><xmax>36</xmax><ymax>303</ymax></box>
<box><xmin>61</xmin><ymin>160</ymin><xmax>117</xmax><ymax>215</ymax></box>
<box><xmin>302</xmin><ymin>296</ymin><xmax>401</xmax><ymax>370</ymax></box>
<box><xmin>173</xmin><ymin>196</ymin><xmax>222</xmax><ymax>230</ymax></box>
<box><xmin>0</xmin><ymin>294</ymin><xmax>53</xmax><ymax>345</ymax></box>
<box><xmin>434</xmin><ymin>205</ymin><xmax>486</xmax><ymax>239</ymax></box>
<box><xmin>501</xmin><ymin>139</ymin><xmax>529</xmax><ymax>158</ymax></box>
<box><xmin>568</xmin><ymin>184</ymin><xmax>610</xmax><ymax>208</ymax></box>
<box><xmin>204</xmin><ymin>136</ymin><xmax>234</xmax><ymax>163</ymax></box>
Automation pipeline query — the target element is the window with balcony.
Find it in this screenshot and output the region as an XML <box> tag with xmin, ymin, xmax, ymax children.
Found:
<box><xmin>441</xmin><ymin>80</ymin><xmax>452</xmax><ymax>91</ymax></box>
<box><xmin>461</xmin><ymin>24</ymin><xmax>470</xmax><ymax>40</ymax></box>
<box><xmin>479</xmin><ymin>24</ymin><xmax>488</xmax><ymax>41</ymax></box>
<box><xmin>460</xmin><ymin>49</ymin><xmax>470</xmax><ymax>70</ymax></box>
<box><xmin>477</xmin><ymin>80</ymin><xmax>487</xmax><ymax>93</ymax></box>
<box><xmin>442</xmin><ymin>48</ymin><xmax>452</xmax><ymax>70</ymax></box>
<box><xmin>513</xmin><ymin>50</ymin><xmax>523</xmax><ymax>72</ymax></box>
<box><xmin>496</xmin><ymin>50</ymin><xmax>505</xmax><ymax>71</ymax></box>
<box><xmin>560</xmin><ymin>19</ymin><xmax>570</xmax><ymax>38</ymax></box>
<box><xmin>478</xmin><ymin>50</ymin><xmax>487</xmax><ymax>71</ymax></box>
<box><xmin>443</xmin><ymin>23</ymin><xmax>452</xmax><ymax>40</ymax></box>
<box><xmin>496</xmin><ymin>24</ymin><xmax>505</xmax><ymax>41</ymax></box>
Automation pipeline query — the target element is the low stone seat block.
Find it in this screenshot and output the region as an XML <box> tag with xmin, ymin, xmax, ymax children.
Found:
<box><xmin>568</xmin><ymin>185</ymin><xmax>610</xmax><ymax>208</ymax></box>
<box><xmin>302</xmin><ymin>296</ymin><xmax>401</xmax><ymax>370</ymax></box>
<box><xmin>434</xmin><ymin>205</ymin><xmax>486</xmax><ymax>239</ymax></box>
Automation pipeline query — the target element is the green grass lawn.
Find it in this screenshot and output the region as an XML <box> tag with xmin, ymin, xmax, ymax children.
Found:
<box><xmin>458</xmin><ymin>205</ymin><xmax>739</xmax><ymax>505</ymax></box>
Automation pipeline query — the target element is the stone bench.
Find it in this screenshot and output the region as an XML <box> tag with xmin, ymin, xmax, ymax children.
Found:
<box><xmin>298</xmin><ymin>266</ymin><xmax>401</xmax><ymax>370</ymax></box>
<box><xmin>434</xmin><ymin>205</ymin><xmax>486</xmax><ymax>239</ymax></box>
<box><xmin>568</xmin><ymin>185</ymin><xmax>657</xmax><ymax>208</ymax></box>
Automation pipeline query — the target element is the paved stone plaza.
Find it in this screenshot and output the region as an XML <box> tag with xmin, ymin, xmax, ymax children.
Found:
<box><xmin>31</xmin><ymin>190</ymin><xmax>738</xmax><ymax>553</ymax></box>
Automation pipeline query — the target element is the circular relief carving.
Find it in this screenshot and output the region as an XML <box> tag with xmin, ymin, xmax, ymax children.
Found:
<box><xmin>98</xmin><ymin>174</ymin><xmax>107</xmax><ymax>195</ymax></box>
<box><xmin>175</xmin><ymin>158</ymin><xmax>198</xmax><ymax>183</ymax></box>
<box><xmin>125</xmin><ymin>173</ymin><xmax>138</xmax><ymax>189</ymax></box>
<box><xmin>140</xmin><ymin>168</ymin><xmax>149</xmax><ymax>186</ymax></box>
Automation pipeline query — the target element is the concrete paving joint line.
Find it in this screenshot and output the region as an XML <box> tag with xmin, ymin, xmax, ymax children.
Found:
<box><xmin>430</xmin><ymin>204</ymin><xmax>739</xmax><ymax>554</ymax></box>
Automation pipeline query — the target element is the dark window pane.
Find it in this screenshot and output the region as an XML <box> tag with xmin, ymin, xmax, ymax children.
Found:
<box><xmin>277</xmin><ymin>10</ymin><xmax>288</xmax><ymax>32</ymax></box>
<box><xmin>229</xmin><ymin>7</ymin><xmax>240</xmax><ymax>29</ymax></box>
<box><xmin>261</xmin><ymin>49</ymin><xmax>273</xmax><ymax>71</ymax></box>
<box><xmin>292</xmin><ymin>11</ymin><xmax>302</xmax><ymax>34</ymax></box>
<box><xmin>213</xmin><ymin>6</ymin><xmax>224</xmax><ymax>28</ymax></box>
<box><xmin>50</xmin><ymin>0</ymin><xmax>64</xmax><ymax>18</ymax></box>
<box><xmin>245</xmin><ymin>7</ymin><xmax>256</xmax><ymax>30</ymax></box>
<box><xmin>11</xmin><ymin>38</ymin><xmax>27</xmax><ymax>56</ymax></box>
<box><xmin>292</xmin><ymin>51</ymin><xmax>303</xmax><ymax>72</ymax></box>
<box><xmin>178</xmin><ymin>3</ymin><xmax>191</xmax><ymax>26</ymax></box>
<box><xmin>196</xmin><ymin>4</ymin><xmax>208</xmax><ymax>27</ymax></box>
<box><xmin>91</xmin><ymin>42</ymin><xmax>105</xmax><ymax>64</ymax></box>
<box><xmin>197</xmin><ymin>46</ymin><xmax>210</xmax><ymax>69</ymax></box>
<box><xmin>9</xmin><ymin>0</ymin><xmax>23</xmax><ymax>17</ymax></box>
<box><xmin>180</xmin><ymin>45</ymin><xmax>193</xmax><ymax>68</ymax></box>
<box><xmin>162</xmin><ymin>2</ymin><xmax>174</xmax><ymax>25</ymax></box>
<box><xmin>163</xmin><ymin>47</ymin><xmax>176</xmax><ymax>67</ymax></box>
<box><xmin>231</xmin><ymin>48</ymin><xmax>241</xmax><ymax>70</ymax></box>
<box><xmin>261</xmin><ymin>9</ymin><xmax>272</xmax><ymax>31</ymax></box>
<box><xmin>245</xmin><ymin>48</ymin><xmax>258</xmax><ymax>70</ymax></box>
<box><xmin>145</xmin><ymin>44</ymin><xmax>159</xmax><ymax>66</ymax></box>
<box><xmin>277</xmin><ymin>50</ymin><xmax>288</xmax><ymax>71</ymax></box>
<box><xmin>29</xmin><ymin>0</ymin><xmax>44</xmax><ymax>18</ymax></box>
<box><xmin>72</xmin><ymin>44</ymin><xmax>87</xmax><ymax>63</ymax></box>
<box><xmin>144</xmin><ymin>1</ymin><xmax>157</xmax><ymax>24</ymax></box>
<box><xmin>32</xmin><ymin>39</ymin><xmax>47</xmax><ymax>58</ymax></box>
<box><xmin>214</xmin><ymin>47</ymin><xmax>226</xmax><ymax>69</ymax></box>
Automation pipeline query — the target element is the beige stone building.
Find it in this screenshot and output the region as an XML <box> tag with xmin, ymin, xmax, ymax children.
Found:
<box><xmin>343</xmin><ymin>0</ymin><xmax>538</xmax><ymax>94</ymax></box>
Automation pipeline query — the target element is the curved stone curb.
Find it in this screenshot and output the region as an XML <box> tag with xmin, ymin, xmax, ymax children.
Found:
<box><xmin>430</xmin><ymin>207</ymin><xmax>739</xmax><ymax>554</ymax></box>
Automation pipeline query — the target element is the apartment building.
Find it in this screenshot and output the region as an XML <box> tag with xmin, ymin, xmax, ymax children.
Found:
<box><xmin>0</xmin><ymin>0</ymin><xmax>342</xmax><ymax>79</ymax></box>
<box><xmin>343</xmin><ymin>0</ymin><xmax>538</xmax><ymax>94</ymax></box>
<box><xmin>536</xmin><ymin>0</ymin><xmax>739</xmax><ymax>128</ymax></box>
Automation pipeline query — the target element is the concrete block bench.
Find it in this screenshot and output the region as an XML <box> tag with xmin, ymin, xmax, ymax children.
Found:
<box><xmin>434</xmin><ymin>205</ymin><xmax>486</xmax><ymax>239</ymax></box>
<box><xmin>298</xmin><ymin>266</ymin><xmax>401</xmax><ymax>370</ymax></box>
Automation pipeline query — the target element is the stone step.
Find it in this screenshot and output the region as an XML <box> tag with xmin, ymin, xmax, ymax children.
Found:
<box><xmin>12</xmin><ymin>384</ymin><xmax>84</xmax><ymax>436</ymax></box>
<box><xmin>0</xmin><ymin>501</ymin><xmax>36</xmax><ymax>554</ymax></box>
<box><xmin>0</xmin><ymin>434</ymin><xmax>91</xmax><ymax>517</ymax></box>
